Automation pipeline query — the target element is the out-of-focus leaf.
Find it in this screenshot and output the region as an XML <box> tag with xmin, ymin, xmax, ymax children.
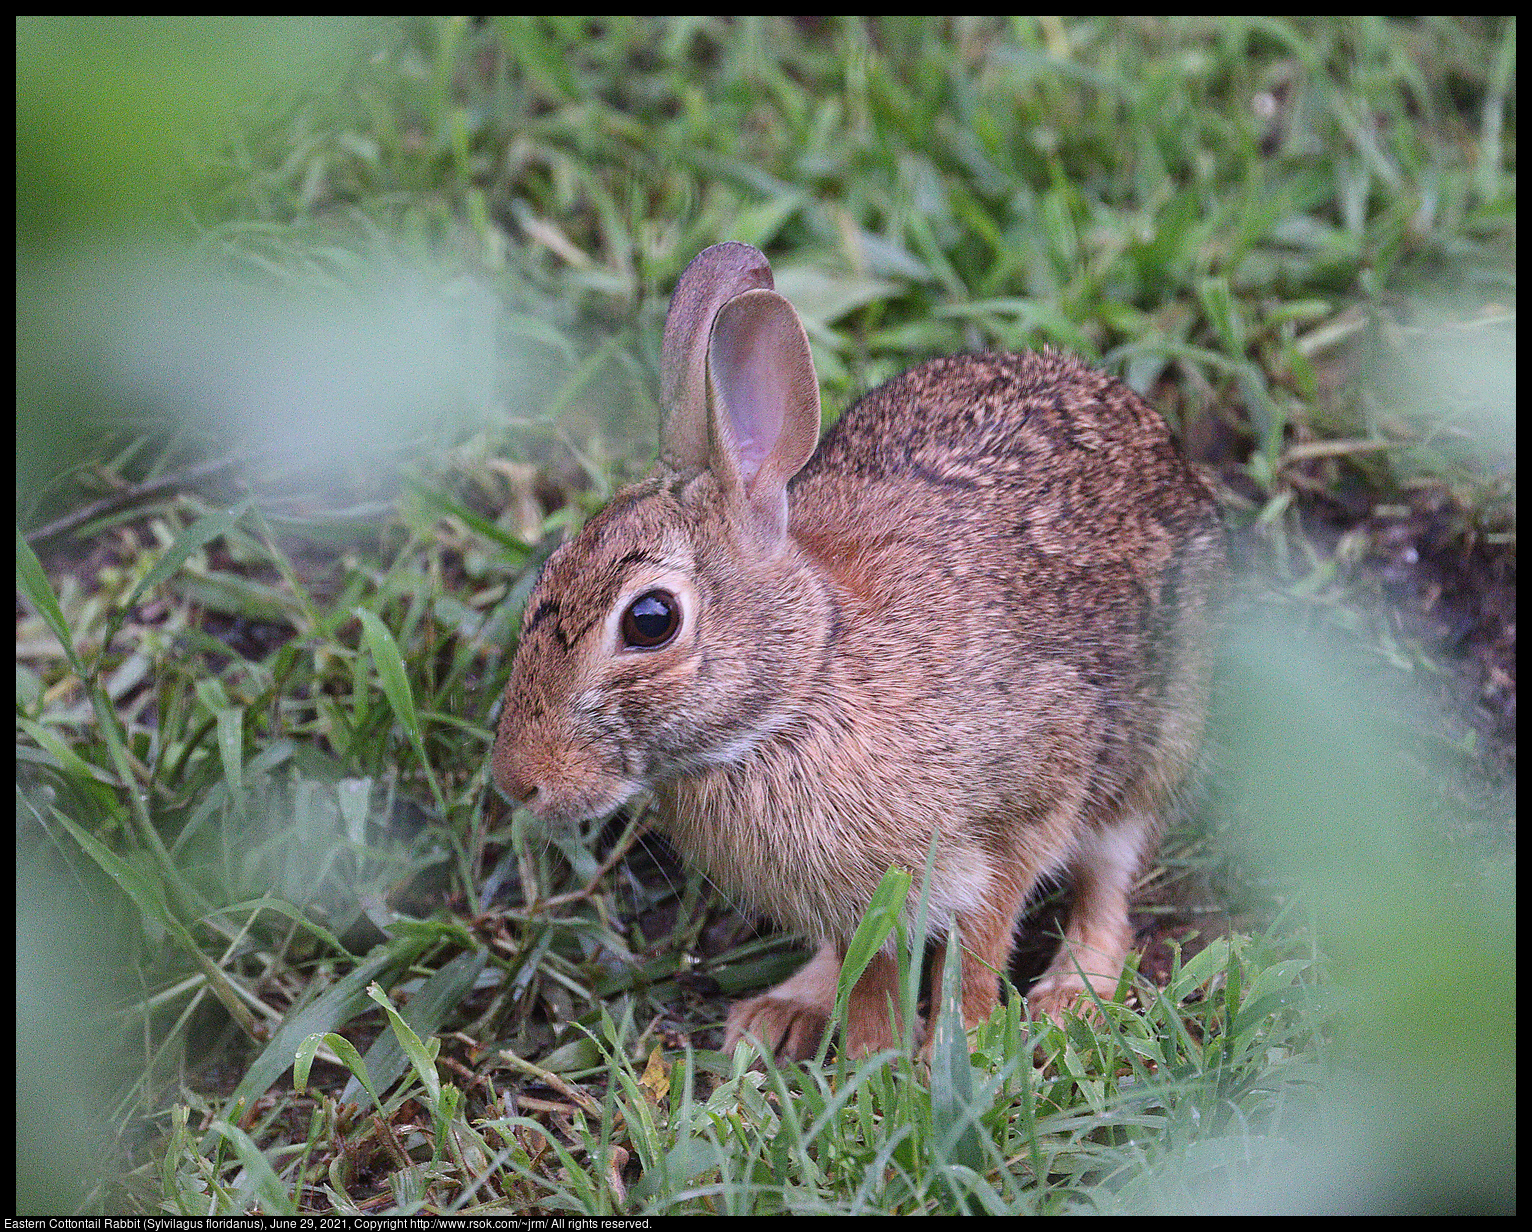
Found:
<box><xmin>16</xmin><ymin>530</ymin><xmax>85</xmax><ymax>678</ymax></box>
<box><xmin>774</xmin><ymin>267</ymin><xmax>902</xmax><ymax>325</ymax></box>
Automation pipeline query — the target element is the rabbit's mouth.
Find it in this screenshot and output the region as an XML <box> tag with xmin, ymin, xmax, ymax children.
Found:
<box><xmin>490</xmin><ymin>721</ymin><xmax>642</xmax><ymax>826</ymax></box>
<box><xmin>494</xmin><ymin>724</ymin><xmax>764</xmax><ymax>826</ymax></box>
<box><xmin>495</xmin><ymin>765</ymin><xmax>640</xmax><ymax>829</ymax></box>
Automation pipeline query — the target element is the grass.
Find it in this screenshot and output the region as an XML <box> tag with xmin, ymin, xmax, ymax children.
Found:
<box><xmin>16</xmin><ymin>16</ymin><xmax>1515</xmax><ymax>1216</ymax></box>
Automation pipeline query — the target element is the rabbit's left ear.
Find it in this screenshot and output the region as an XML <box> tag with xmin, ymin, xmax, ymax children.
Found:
<box><xmin>705</xmin><ymin>288</ymin><xmax>822</xmax><ymax>551</ymax></box>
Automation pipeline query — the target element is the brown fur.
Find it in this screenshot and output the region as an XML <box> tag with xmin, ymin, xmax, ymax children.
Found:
<box><xmin>493</xmin><ymin>244</ymin><xmax>1224</xmax><ymax>1063</ymax></box>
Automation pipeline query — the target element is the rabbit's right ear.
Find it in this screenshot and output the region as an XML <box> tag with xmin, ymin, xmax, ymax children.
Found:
<box><xmin>705</xmin><ymin>288</ymin><xmax>821</xmax><ymax>551</ymax></box>
<box><xmin>660</xmin><ymin>242</ymin><xmax>775</xmax><ymax>474</ymax></box>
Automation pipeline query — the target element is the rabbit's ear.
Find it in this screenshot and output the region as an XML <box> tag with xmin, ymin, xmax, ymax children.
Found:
<box><xmin>660</xmin><ymin>242</ymin><xmax>775</xmax><ymax>474</ymax></box>
<box><xmin>706</xmin><ymin>288</ymin><xmax>821</xmax><ymax>550</ymax></box>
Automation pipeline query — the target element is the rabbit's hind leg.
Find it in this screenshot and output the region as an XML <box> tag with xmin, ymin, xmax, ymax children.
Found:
<box><xmin>1026</xmin><ymin>810</ymin><xmax>1156</xmax><ymax>1022</ymax></box>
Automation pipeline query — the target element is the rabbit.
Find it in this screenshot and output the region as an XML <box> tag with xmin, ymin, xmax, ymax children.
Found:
<box><xmin>492</xmin><ymin>241</ymin><xmax>1225</xmax><ymax>1062</ymax></box>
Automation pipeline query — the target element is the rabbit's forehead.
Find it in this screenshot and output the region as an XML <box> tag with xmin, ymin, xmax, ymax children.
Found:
<box><xmin>541</xmin><ymin>532</ymin><xmax>694</xmax><ymax>607</ymax></box>
<box><xmin>557</xmin><ymin>491</ymin><xmax>698</xmax><ymax>592</ymax></box>
<box><xmin>518</xmin><ymin>491</ymin><xmax>699</xmax><ymax>652</ymax></box>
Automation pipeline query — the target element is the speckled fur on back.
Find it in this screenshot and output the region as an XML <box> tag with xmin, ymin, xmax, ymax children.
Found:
<box><xmin>800</xmin><ymin>349</ymin><xmax>1222</xmax><ymax>817</ymax></box>
<box><xmin>493</xmin><ymin>244</ymin><xmax>1224</xmax><ymax>1063</ymax></box>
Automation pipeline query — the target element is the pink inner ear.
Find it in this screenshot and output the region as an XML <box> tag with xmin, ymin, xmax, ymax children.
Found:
<box><xmin>709</xmin><ymin>305</ymin><xmax>787</xmax><ymax>483</ymax></box>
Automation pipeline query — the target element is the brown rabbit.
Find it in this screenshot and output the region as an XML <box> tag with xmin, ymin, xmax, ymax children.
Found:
<box><xmin>492</xmin><ymin>241</ymin><xmax>1224</xmax><ymax>1061</ymax></box>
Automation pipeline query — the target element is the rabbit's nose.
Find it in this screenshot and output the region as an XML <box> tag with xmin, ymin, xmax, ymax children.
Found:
<box><xmin>490</xmin><ymin>743</ymin><xmax>541</xmax><ymax>810</ymax></box>
<box><xmin>497</xmin><ymin>768</ymin><xmax>540</xmax><ymax>809</ymax></box>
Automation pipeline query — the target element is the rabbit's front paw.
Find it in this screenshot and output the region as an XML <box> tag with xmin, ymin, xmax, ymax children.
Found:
<box><xmin>1026</xmin><ymin>969</ymin><xmax>1123</xmax><ymax>1024</ymax></box>
<box><xmin>724</xmin><ymin>994</ymin><xmax>831</xmax><ymax>1062</ymax></box>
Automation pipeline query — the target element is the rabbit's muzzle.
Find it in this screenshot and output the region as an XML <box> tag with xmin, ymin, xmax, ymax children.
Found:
<box><xmin>492</xmin><ymin>695</ymin><xmax>639</xmax><ymax>826</ymax></box>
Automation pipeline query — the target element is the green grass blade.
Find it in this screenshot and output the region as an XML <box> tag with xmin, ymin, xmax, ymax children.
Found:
<box><xmin>17</xmin><ymin>716</ymin><xmax>118</xmax><ymax>805</ymax></box>
<box><xmin>104</xmin><ymin>498</ymin><xmax>252</xmax><ymax>652</ymax></box>
<box><xmin>206</xmin><ymin>936</ymin><xmax>432</xmax><ymax>1145</ymax></box>
<box><xmin>292</xmin><ymin>1033</ymin><xmax>322</xmax><ymax>1094</ymax></box>
<box><xmin>295</xmin><ymin>1031</ymin><xmax>383</xmax><ymax>1114</ymax></box>
<box><xmin>214</xmin><ymin>704</ymin><xmax>246</xmax><ymax>802</ymax></box>
<box><xmin>47</xmin><ymin>805</ymin><xmax>181</xmax><ymax>940</ymax></box>
<box><xmin>341</xmin><ymin>954</ymin><xmax>488</xmax><ymax>1110</ymax></box>
<box><xmin>366</xmin><ymin>982</ymin><xmax>442</xmax><ymax>1106</ymax></box>
<box><xmin>832</xmin><ymin>866</ymin><xmax>911</xmax><ymax>1056</ymax></box>
<box><xmin>353</xmin><ymin>607</ymin><xmax>421</xmax><ymax>738</ymax></box>
<box><xmin>205</xmin><ymin>1120</ymin><xmax>296</xmax><ymax>1215</ymax></box>
<box><xmin>47</xmin><ymin>806</ymin><xmax>262</xmax><ymax>1040</ymax></box>
<box><xmin>16</xmin><ymin>528</ymin><xmax>86</xmax><ymax>678</ymax></box>
<box><xmin>404</xmin><ymin>480</ymin><xmax>532</xmax><ymax>559</ymax></box>
<box><xmin>354</xmin><ymin>606</ymin><xmax>446</xmax><ymax>815</ymax></box>
<box><xmin>929</xmin><ymin>929</ymin><xmax>986</xmax><ymax>1209</ymax></box>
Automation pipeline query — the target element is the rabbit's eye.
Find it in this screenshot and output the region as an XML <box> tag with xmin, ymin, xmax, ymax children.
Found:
<box><xmin>621</xmin><ymin>589</ymin><xmax>681</xmax><ymax>649</ymax></box>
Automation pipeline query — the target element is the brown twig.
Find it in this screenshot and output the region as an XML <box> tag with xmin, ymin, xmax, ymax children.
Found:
<box><xmin>536</xmin><ymin>809</ymin><xmax>653</xmax><ymax>910</ymax></box>
<box><xmin>22</xmin><ymin>454</ymin><xmax>244</xmax><ymax>546</ymax></box>
<box><xmin>495</xmin><ymin>1049</ymin><xmax>602</xmax><ymax>1116</ymax></box>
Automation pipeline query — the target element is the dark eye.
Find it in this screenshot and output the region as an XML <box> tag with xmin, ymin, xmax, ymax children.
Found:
<box><xmin>621</xmin><ymin>589</ymin><xmax>681</xmax><ymax>649</ymax></box>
